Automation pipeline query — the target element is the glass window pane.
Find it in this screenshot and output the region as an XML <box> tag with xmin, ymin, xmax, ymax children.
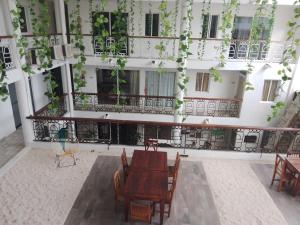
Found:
<box><xmin>262</xmin><ymin>80</ymin><xmax>271</xmax><ymax>101</ymax></box>
<box><xmin>202</xmin><ymin>14</ymin><xmax>209</xmax><ymax>39</ymax></box>
<box><xmin>209</xmin><ymin>15</ymin><xmax>218</xmax><ymax>38</ymax></box>
<box><xmin>145</xmin><ymin>14</ymin><xmax>152</xmax><ymax>36</ymax></box>
<box><xmin>152</xmin><ymin>14</ymin><xmax>159</xmax><ymax>36</ymax></box>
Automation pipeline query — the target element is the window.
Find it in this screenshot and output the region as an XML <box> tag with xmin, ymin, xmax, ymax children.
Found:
<box><xmin>145</xmin><ymin>14</ymin><xmax>159</xmax><ymax>36</ymax></box>
<box><xmin>145</xmin><ymin>71</ymin><xmax>175</xmax><ymax>96</ymax></box>
<box><xmin>202</xmin><ymin>15</ymin><xmax>218</xmax><ymax>38</ymax></box>
<box><xmin>195</xmin><ymin>72</ymin><xmax>209</xmax><ymax>92</ymax></box>
<box><xmin>262</xmin><ymin>80</ymin><xmax>279</xmax><ymax>101</ymax></box>
<box><xmin>19</xmin><ymin>6</ymin><xmax>28</xmax><ymax>33</ymax></box>
<box><xmin>232</xmin><ymin>17</ymin><xmax>252</xmax><ymax>40</ymax></box>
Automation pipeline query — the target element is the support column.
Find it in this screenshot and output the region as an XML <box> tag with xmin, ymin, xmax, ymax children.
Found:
<box><xmin>174</xmin><ymin>0</ymin><xmax>193</xmax><ymax>123</ymax></box>
<box><xmin>8</xmin><ymin>0</ymin><xmax>34</xmax><ymax>146</ymax></box>
<box><xmin>58</xmin><ymin>0</ymin><xmax>74</xmax><ymax>116</ymax></box>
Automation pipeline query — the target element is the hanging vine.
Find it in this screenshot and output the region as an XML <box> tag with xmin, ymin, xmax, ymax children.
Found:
<box><xmin>197</xmin><ymin>0</ymin><xmax>212</xmax><ymax>60</ymax></box>
<box><xmin>175</xmin><ymin>0</ymin><xmax>193</xmax><ymax>112</ymax></box>
<box><xmin>70</xmin><ymin>0</ymin><xmax>87</xmax><ymax>103</ymax></box>
<box><xmin>110</xmin><ymin>0</ymin><xmax>128</xmax><ymax>104</ymax></box>
<box><xmin>29</xmin><ymin>0</ymin><xmax>59</xmax><ymax>113</ymax></box>
<box><xmin>172</xmin><ymin>0</ymin><xmax>180</xmax><ymax>56</ymax></box>
<box><xmin>209</xmin><ymin>0</ymin><xmax>239</xmax><ymax>82</ymax></box>
<box><xmin>129</xmin><ymin>0</ymin><xmax>136</xmax><ymax>54</ymax></box>
<box><xmin>0</xmin><ymin>60</ymin><xmax>8</xmax><ymax>101</ymax></box>
<box><xmin>268</xmin><ymin>0</ymin><xmax>300</xmax><ymax>121</ymax></box>
<box><xmin>10</xmin><ymin>1</ymin><xmax>33</xmax><ymax>74</ymax></box>
<box><xmin>155</xmin><ymin>0</ymin><xmax>173</xmax><ymax>73</ymax></box>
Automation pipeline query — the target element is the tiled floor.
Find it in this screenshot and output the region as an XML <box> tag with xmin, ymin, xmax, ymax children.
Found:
<box><xmin>0</xmin><ymin>128</ymin><xmax>25</xmax><ymax>168</ymax></box>
<box><xmin>64</xmin><ymin>156</ymin><xmax>221</xmax><ymax>225</ymax></box>
<box><xmin>252</xmin><ymin>163</ymin><xmax>300</xmax><ymax>225</ymax></box>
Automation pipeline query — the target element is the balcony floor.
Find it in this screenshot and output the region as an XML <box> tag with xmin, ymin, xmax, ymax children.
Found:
<box><xmin>0</xmin><ymin>148</ymin><xmax>299</xmax><ymax>225</ymax></box>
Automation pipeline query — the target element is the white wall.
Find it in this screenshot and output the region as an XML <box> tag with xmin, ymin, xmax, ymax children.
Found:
<box><xmin>0</xmin><ymin>95</ymin><xmax>16</xmax><ymax>140</ymax></box>
<box><xmin>31</xmin><ymin>73</ymin><xmax>50</xmax><ymax>111</ymax></box>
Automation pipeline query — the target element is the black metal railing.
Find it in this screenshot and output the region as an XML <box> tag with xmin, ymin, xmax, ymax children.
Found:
<box><xmin>73</xmin><ymin>92</ymin><xmax>241</xmax><ymax>118</ymax></box>
<box><xmin>27</xmin><ymin>115</ymin><xmax>300</xmax><ymax>153</ymax></box>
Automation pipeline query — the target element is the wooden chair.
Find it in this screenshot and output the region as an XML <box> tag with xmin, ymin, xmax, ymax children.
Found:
<box><xmin>270</xmin><ymin>154</ymin><xmax>297</xmax><ymax>191</ymax></box>
<box><xmin>129</xmin><ymin>202</ymin><xmax>152</xmax><ymax>225</ymax></box>
<box><xmin>121</xmin><ymin>148</ymin><xmax>130</xmax><ymax>182</ymax></box>
<box><xmin>144</xmin><ymin>138</ymin><xmax>158</xmax><ymax>151</ymax></box>
<box><xmin>168</xmin><ymin>152</ymin><xmax>180</xmax><ymax>183</ymax></box>
<box><xmin>113</xmin><ymin>170</ymin><xmax>124</xmax><ymax>212</ymax></box>
<box><xmin>153</xmin><ymin>179</ymin><xmax>176</xmax><ymax>218</ymax></box>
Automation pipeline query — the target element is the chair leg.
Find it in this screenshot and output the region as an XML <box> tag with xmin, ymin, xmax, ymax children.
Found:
<box><xmin>270</xmin><ymin>159</ymin><xmax>278</xmax><ymax>186</ymax></box>
<box><xmin>167</xmin><ymin>202</ymin><xmax>171</xmax><ymax>217</ymax></box>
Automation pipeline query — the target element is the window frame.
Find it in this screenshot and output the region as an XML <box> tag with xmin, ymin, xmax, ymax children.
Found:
<box><xmin>145</xmin><ymin>13</ymin><xmax>159</xmax><ymax>37</ymax></box>
<box><xmin>261</xmin><ymin>79</ymin><xmax>280</xmax><ymax>102</ymax></box>
<box><xmin>195</xmin><ymin>72</ymin><xmax>210</xmax><ymax>92</ymax></box>
<box><xmin>19</xmin><ymin>5</ymin><xmax>30</xmax><ymax>34</ymax></box>
<box><xmin>202</xmin><ymin>14</ymin><xmax>219</xmax><ymax>39</ymax></box>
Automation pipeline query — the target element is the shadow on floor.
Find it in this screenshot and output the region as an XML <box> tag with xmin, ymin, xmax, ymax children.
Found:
<box><xmin>0</xmin><ymin>128</ymin><xmax>25</xmax><ymax>168</ymax></box>
<box><xmin>252</xmin><ymin>163</ymin><xmax>300</xmax><ymax>225</ymax></box>
<box><xmin>64</xmin><ymin>156</ymin><xmax>221</xmax><ymax>225</ymax></box>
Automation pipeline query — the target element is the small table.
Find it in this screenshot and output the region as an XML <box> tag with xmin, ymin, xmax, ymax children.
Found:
<box><xmin>124</xmin><ymin>150</ymin><xmax>168</xmax><ymax>225</ymax></box>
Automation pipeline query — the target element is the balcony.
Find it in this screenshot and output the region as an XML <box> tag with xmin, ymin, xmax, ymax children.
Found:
<box><xmin>72</xmin><ymin>92</ymin><xmax>241</xmax><ymax>118</ymax></box>
<box><xmin>79</xmin><ymin>35</ymin><xmax>285</xmax><ymax>63</ymax></box>
<box><xmin>27</xmin><ymin>113</ymin><xmax>300</xmax><ymax>153</ymax></box>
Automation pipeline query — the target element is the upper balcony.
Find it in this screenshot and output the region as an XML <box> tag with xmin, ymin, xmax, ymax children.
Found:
<box><xmin>78</xmin><ymin>35</ymin><xmax>285</xmax><ymax>63</ymax></box>
<box><xmin>0</xmin><ymin>37</ymin><xmax>16</xmax><ymax>71</ymax></box>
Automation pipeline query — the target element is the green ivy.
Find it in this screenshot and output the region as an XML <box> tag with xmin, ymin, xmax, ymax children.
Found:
<box><xmin>209</xmin><ymin>0</ymin><xmax>239</xmax><ymax>82</ymax></box>
<box><xmin>129</xmin><ymin>0</ymin><xmax>136</xmax><ymax>54</ymax></box>
<box><xmin>175</xmin><ymin>0</ymin><xmax>193</xmax><ymax>112</ymax></box>
<box><xmin>156</xmin><ymin>0</ymin><xmax>173</xmax><ymax>73</ymax></box>
<box><xmin>70</xmin><ymin>0</ymin><xmax>87</xmax><ymax>103</ymax></box>
<box><xmin>0</xmin><ymin>60</ymin><xmax>8</xmax><ymax>101</ymax></box>
<box><xmin>172</xmin><ymin>0</ymin><xmax>180</xmax><ymax>56</ymax></box>
<box><xmin>30</xmin><ymin>0</ymin><xmax>59</xmax><ymax>112</ymax></box>
<box><xmin>10</xmin><ymin>1</ymin><xmax>33</xmax><ymax>74</ymax></box>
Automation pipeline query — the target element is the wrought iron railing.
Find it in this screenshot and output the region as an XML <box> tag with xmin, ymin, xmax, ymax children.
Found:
<box><xmin>78</xmin><ymin>34</ymin><xmax>286</xmax><ymax>62</ymax></box>
<box><xmin>27</xmin><ymin>115</ymin><xmax>300</xmax><ymax>153</ymax></box>
<box><xmin>34</xmin><ymin>94</ymin><xmax>68</xmax><ymax>117</ymax></box>
<box><xmin>0</xmin><ymin>37</ymin><xmax>15</xmax><ymax>70</ymax></box>
<box><xmin>72</xmin><ymin>92</ymin><xmax>241</xmax><ymax>117</ymax></box>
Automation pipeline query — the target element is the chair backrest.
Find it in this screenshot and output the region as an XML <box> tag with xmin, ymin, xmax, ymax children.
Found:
<box><xmin>287</xmin><ymin>150</ymin><xmax>300</xmax><ymax>158</ymax></box>
<box><xmin>121</xmin><ymin>148</ymin><xmax>129</xmax><ymax>168</ymax></box>
<box><xmin>275</xmin><ymin>154</ymin><xmax>285</xmax><ymax>173</ymax></box>
<box><xmin>145</xmin><ymin>138</ymin><xmax>158</xmax><ymax>151</ymax></box>
<box><xmin>113</xmin><ymin>170</ymin><xmax>122</xmax><ymax>198</ymax></box>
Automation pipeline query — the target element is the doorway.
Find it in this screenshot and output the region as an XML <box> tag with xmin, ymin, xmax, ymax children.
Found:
<box><xmin>8</xmin><ymin>83</ymin><xmax>21</xmax><ymax>128</ymax></box>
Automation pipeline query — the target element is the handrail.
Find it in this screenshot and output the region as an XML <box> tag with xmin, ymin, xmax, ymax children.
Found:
<box><xmin>72</xmin><ymin>92</ymin><xmax>242</xmax><ymax>102</ymax></box>
<box><xmin>68</xmin><ymin>34</ymin><xmax>284</xmax><ymax>43</ymax></box>
<box><xmin>26</xmin><ymin>114</ymin><xmax>300</xmax><ymax>132</ymax></box>
<box><xmin>0</xmin><ymin>35</ymin><xmax>14</xmax><ymax>39</ymax></box>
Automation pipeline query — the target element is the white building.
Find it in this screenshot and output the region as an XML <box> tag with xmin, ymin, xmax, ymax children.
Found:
<box><xmin>0</xmin><ymin>0</ymin><xmax>299</xmax><ymax>152</ymax></box>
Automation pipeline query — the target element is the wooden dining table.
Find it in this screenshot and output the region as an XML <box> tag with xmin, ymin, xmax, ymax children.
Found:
<box><xmin>279</xmin><ymin>157</ymin><xmax>300</xmax><ymax>196</ymax></box>
<box><xmin>124</xmin><ymin>150</ymin><xmax>168</xmax><ymax>225</ymax></box>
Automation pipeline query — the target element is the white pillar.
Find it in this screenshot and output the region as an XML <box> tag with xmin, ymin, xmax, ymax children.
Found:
<box><xmin>174</xmin><ymin>0</ymin><xmax>193</xmax><ymax>123</ymax></box>
<box><xmin>58</xmin><ymin>0</ymin><xmax>74</xmax><ymax>116</ymax></box>
<box><xmin>8</xmin><ymin>0</ymin><xmax>34</xmax><ymax>146</ymax></box>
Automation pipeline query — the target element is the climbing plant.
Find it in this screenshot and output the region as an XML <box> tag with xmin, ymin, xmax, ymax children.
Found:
<box><xmin>70</xmin><ymin>0</ymin><xmax>87</xmax><ymax>103</ymax></box>
<box><xmin>172</xmin><ymin>0</ymin><xmax>180</xmax><ymax>56</ymax></box>
<box><xmin>209</xmin><ymin>0</ymin><xmax>239</xmax><ymax>82</ymax></box>
<box><xmin>155</xmin><ymin>0</ymin><xmax>173</xmax><ymax>73</ymax></box>
<box><xmin>29</xmin><ymin>0</ymin><xmax>59</xmax><ymax>113</ymax></box>
<box><xmin>245</xmin><ymin>0</ymin><xmax>277</xmax><ymax>91</ymax></box>
<box><xmin>129</xmin><ymin>0</ymin><xmax>136</xmax><ymax>54</ymax></box>
<box><xmin>268</xmin><ymin>0</ymin><xmax>300</xmax><ymax>121</ymax></box>
<box><xmin>197</xmin><ymin>0</ymin><xmax>212</xmax><ymax>59</ymax></box>
<box><xmin>175</xmin><ymin>0</ymin><xmax>193</xmax><ymax>114</ymax></box>
<box><xmin>0</xmin><ymin>60</ymin><xmax>8</xmax><ymax>101</ymax></box>
<box><xmin>10</xmin><ymin>1</ymin><xmax>33</xmax><ymax>74</ymax></box>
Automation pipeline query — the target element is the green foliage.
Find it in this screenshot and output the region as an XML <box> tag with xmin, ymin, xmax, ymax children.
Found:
<box><xmin>10</xmin><ymin>1</ymin><xmax>33</xmax><ymax>75</ymax></box>
<box><xmin>197</xmin><ymin>0</ymin><xmax>212</xmax><ymax>59</ymax></box>
<box><xmin>209</xmin><ymin>0</ymin><xmax>239</xmax><ymax>85</ymax></box>
<box><xmin>267</xmin><ymin>101</ymin><xmax>285</xmax><ymax>122</ymax></box>
<box><xmin>0</xmin><ymin>60</ymin><xmax>8</xmax><ymax>101</ymax></box>
<box><xmin>29</xmin><ymin>0</ymin><xmax>59</xmax><ymax>111</ymax></box>
<box><xmin>155</xmin><ymin>0</ymin><xmax>173</xmax><ymax>73</ymax></box>
<box><xmin>175</xmin><ymin>0</ymin><xmax>193</xmax><ymax>112</ymax></box>
<box><xmin>70</xmin><ymin>0</ymin><xmax>87</xmax><ymax>103</ymax></box>
<box><xmin>129</xmin><ymin>0</ymin><xmax>136</xmax><ymax>54</ymax></box>
<box><xmin>172</xmin><ymin>0</ymin><xmax>180</xmax><ymax>56</ymax></box>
